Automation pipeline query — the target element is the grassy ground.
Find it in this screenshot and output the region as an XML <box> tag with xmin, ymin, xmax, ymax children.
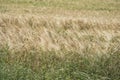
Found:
<box><xmin>0</xmin><ymin>0</ymin><xmax>120</xmax><ymax>80</ymax></box>
<box><xmin>0</xmin><ymin>0</ymin><xmax>120</xmax><ymax>10</ymax></box>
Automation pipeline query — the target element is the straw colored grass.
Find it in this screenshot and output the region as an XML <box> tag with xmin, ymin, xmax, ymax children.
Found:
<box><xmin>0</xmin><ymin>14</ymin><xmax>120</xmax><ymax>53</ymax></box>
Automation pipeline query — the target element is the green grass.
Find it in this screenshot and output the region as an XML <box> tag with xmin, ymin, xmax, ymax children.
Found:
<box><xmin>0</xmin><ymin>0</ymin><xmax>120</xmax><ymax>11</ymax></box>
<box><xmin>0</xmin><ymin>47</ymin><xmax>120</xmax><ymax>80</ymax></box>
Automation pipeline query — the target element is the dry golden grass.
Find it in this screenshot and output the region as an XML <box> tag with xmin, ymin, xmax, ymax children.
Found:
<box><xmin>0</xmin><ymin>13</ymin><xmax>119</xmax><ymax>55</ymax></box>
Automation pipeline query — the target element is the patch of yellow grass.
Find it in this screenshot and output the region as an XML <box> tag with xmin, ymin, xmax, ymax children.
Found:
<box><xmin>0</xmin><ymin>13</ymin><xmax>119</xmax><ymax>55</ymax></box>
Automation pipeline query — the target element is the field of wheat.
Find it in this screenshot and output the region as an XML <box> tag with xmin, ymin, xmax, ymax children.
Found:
<box><xmin>0</xmin><ymin>0</ymin><xmax>120</xmax><ymax>80</ymax></box>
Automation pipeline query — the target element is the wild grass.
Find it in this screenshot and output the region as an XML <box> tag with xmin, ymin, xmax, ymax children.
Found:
<box><xmin>0</xmin><ymin>14</ymin><xmax>119</xmax><ymax>52</ymax></box>
<box><xmin>0</xmin><ymin>46</ymin><xmax>120</xmax><ymax>80</ymax></box>
<box><xmin>0</xmin><ymin>0</ymin><xmax>120</xmax><ymax>80</ymax></box>
<box><xmin>0</xmin><ymin>0</ymin><xmax>120</xmax><ymax>13</ymax></box>
<box><xmin>0</xmin><ymin>13</ymin><xmax>120</xmax><ymax>80</ymax></box>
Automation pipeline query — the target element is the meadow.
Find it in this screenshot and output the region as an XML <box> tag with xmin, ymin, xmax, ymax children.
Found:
<box><xmin>0</xmin><ymin>0</ymin><xmax>120</xmax><ymax>80</ymax></box>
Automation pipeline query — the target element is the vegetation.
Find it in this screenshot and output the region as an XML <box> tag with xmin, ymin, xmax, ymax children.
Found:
<box><xmin>0</xmin><ymin>48</ymin><xmax>120</xmax><ymax>80</ymax></box>
<box><xmin>0</xmin><ymin>0</ymin><xmax>120</xmax><ymax>11</ymax></box>
<box><xmin>0</xmin><ymin>0</ymin><xmax>120</xmax><ymax>80</ymax></box>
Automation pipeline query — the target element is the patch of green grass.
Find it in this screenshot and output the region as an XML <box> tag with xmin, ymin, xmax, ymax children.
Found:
<box><xmin>0</xmin><ymin>5</ymin><xmax>9</xmax><ymax>13</ymax></box>
<box><xmin>0</xmin><ymin>47</ymin><xmax>120</xmax><ymax>80</ymax></box>
<box><xmin>0</xmin><ymin>0</ymin><xmax>120</xmax><ymax>11</ymax></box>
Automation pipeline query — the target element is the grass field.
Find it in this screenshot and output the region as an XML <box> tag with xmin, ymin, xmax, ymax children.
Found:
<box><xmin>0</xmin><ymin>0</ymin><xmax>120</xmax><ymax>80</ymax></box>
